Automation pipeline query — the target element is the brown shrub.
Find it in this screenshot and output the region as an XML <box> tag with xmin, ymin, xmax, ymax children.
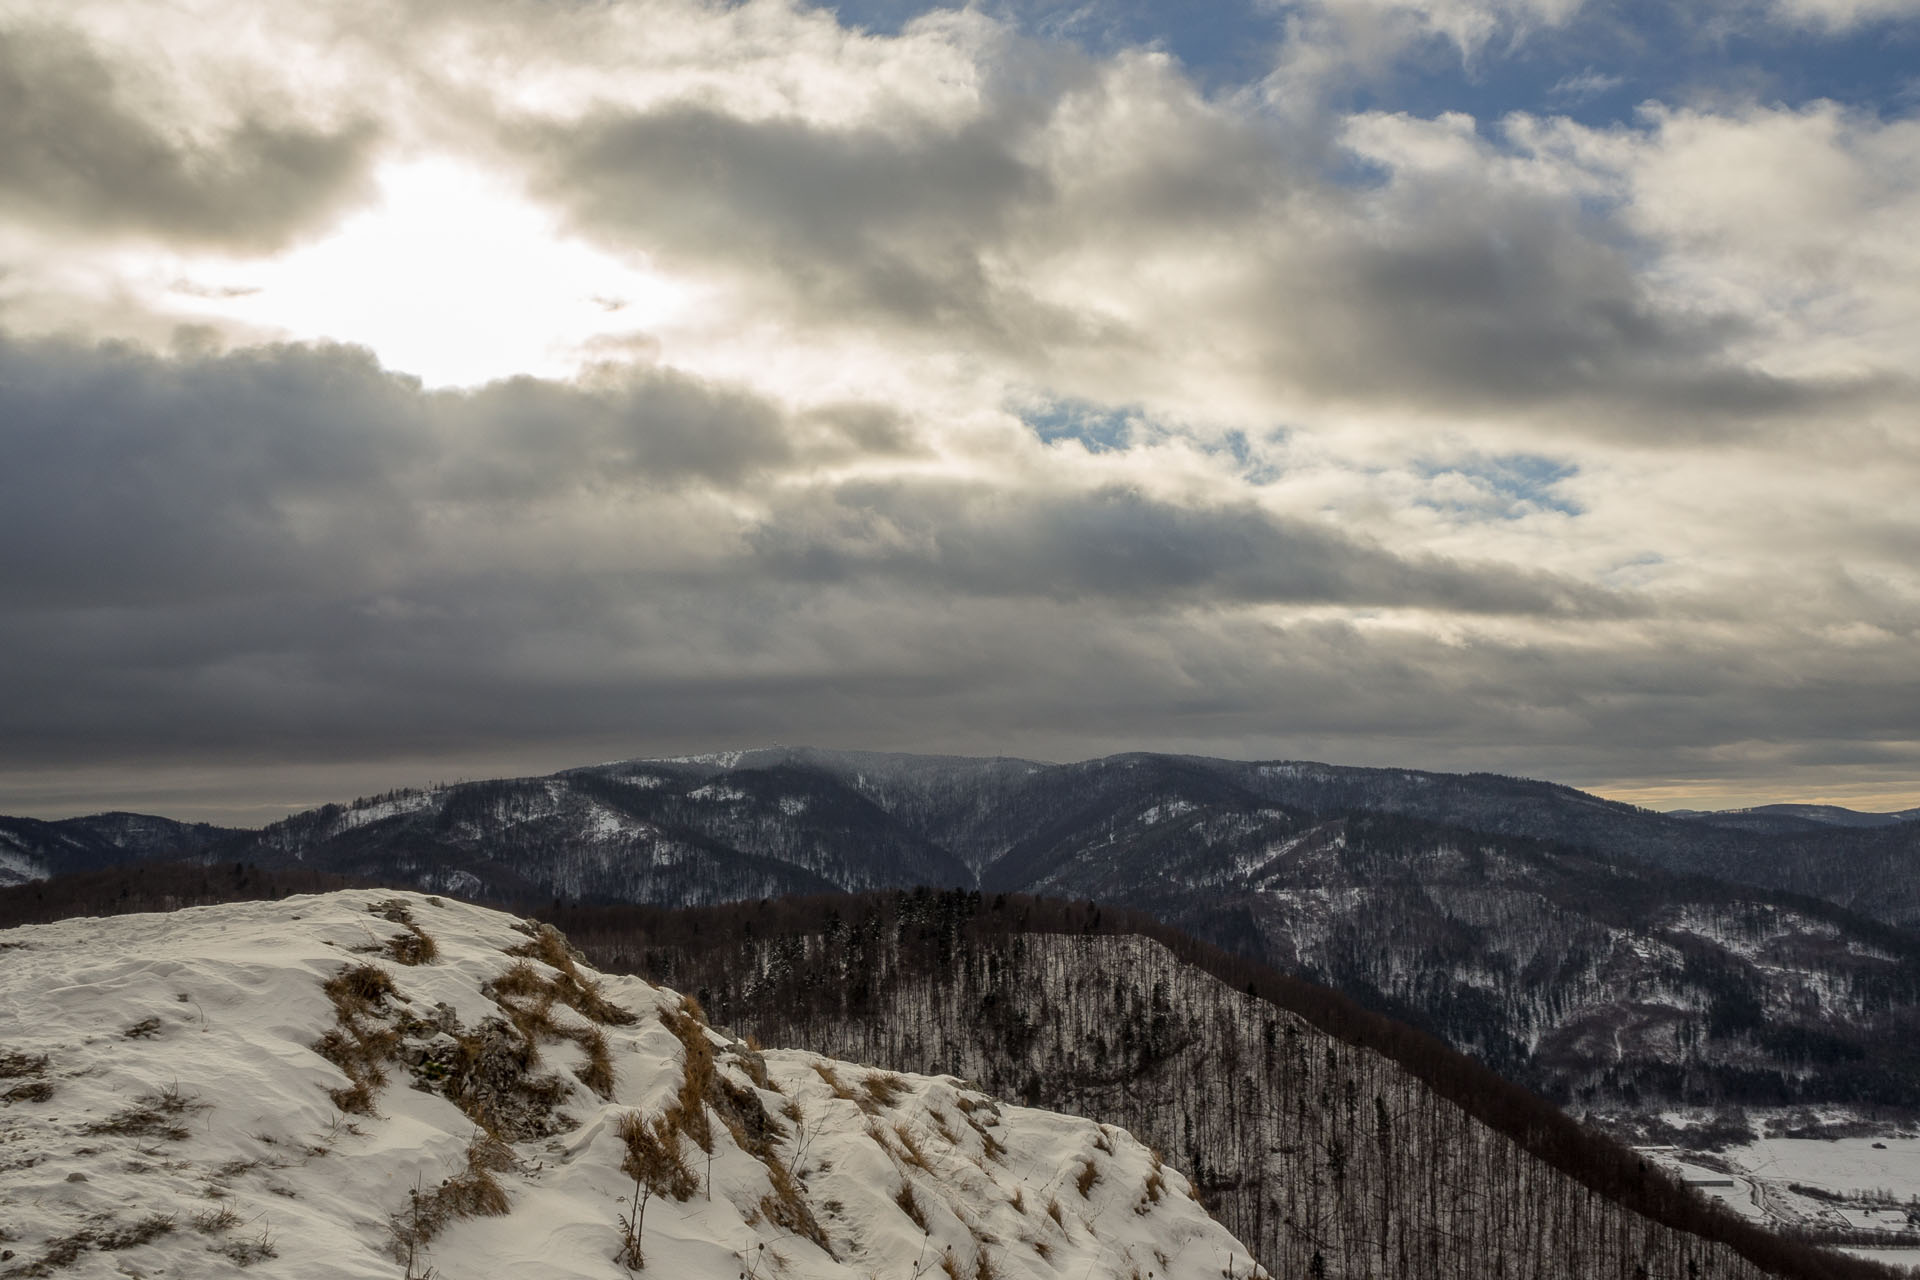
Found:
<box><xmin>618</xmin><ymin>1110</ymin><xmax>699</xmax><ymax>1203</ymax></box>
<box><xmin>386</xmin><ymin>926</ymin><xmax>438</xmax><ymax>966</ymax></box>
<box><xmin>323</xmin><ymin>964</ymin><xmax>397</xmax><ymax>1013</ymax></box>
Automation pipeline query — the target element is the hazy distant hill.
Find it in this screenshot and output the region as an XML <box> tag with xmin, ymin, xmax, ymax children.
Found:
<box><xmin>0</xmin><ymin>811</ymin><xmax>237</xmax><ymax>887</ymax></box>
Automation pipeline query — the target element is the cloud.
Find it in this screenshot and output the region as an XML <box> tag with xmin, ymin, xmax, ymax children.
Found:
<box><xmin>0</xmin><ymin>335</ymin><xmax>793</xmax><ymax>610</ymax></box>
<box><xmin>1764</xmin><ymin>0</ymin><xmax>1920</xmax><ymax>29</ymax></box>
<box><xmin>520</xmin><ymin>45</ymin><xmax>1871</xmax><ymax>437</ymax></box>
<box><xmin>747</xmin><ymin>478</ymin><xmax>1629</xmax><ymax>615</ymax></box>
<box><xmin>0</xmin><ymin>0</ymin><xmax>1916</xmax><ymax>819</ymax></box>
<box><xmin>1548</xmin><ymin>69</ymin><xmax>1624</xmax><ymax>101</ymax></box>
<box><xmin>0</xmin><ymin>24</ymin><xmax>380</xmax><ymax>251</ymax></box>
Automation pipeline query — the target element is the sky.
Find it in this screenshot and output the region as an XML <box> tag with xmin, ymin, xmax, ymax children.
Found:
<box><xmin>2</xmin><ymin>0</ymin><xmax>1918</xmax><ymax>825</ymax></box>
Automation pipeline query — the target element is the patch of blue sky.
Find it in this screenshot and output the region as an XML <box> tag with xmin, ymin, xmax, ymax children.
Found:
<box><xmin>815</xmin><ymin>0</ymin><xmax>1919</xmax><ymax>125</ymax></box>
<box><xmin>1024</xmin><ymin>399</ymin><xmax>1138</xmax><ymax>453</ymax></box>
<box><xmin>1201</xmin><ymin>427</ymin><xmax>1287</xmax><ymax>485</ymax></box>
<box><xmin>1020</xmin><ymin>400</ymin><xmax>1289</xmax><ymax>481</ymax></box>
<box><xmin>1359</xmin><ymin>1</ymin><xmax>1920</xmax><ymax>128</ymax></box>
<box><xmin>1414</xmin><ymin>453</ymin><xmax>1583</xmax><ymax>520</ymax></box>
<box><xmin>820</xmin><ymin>0</ymin><xmax>1283</xmax><ymax>90</ymax></box>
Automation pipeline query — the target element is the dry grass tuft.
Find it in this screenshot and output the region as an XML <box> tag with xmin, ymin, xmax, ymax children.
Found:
<box><xmin>893</xmin><ymin>1122</ymin><xmax>933</xmax><ymax>1173</ymax></box>
<box><xmin>489</xmin><ymin>959</ymin><xmax>548</xmax><ymax>999</ymax></box>
<box><xmin>386</xmin><ymin>1135</ymin><xmax>515</xmax><ymax>1264</ymax></box>
<box><xmin>386</xmin><ymin>926</ymin><xmax>438</xmax><ymax>966</ymax></box>
<box><xmin>618</xmin><ymin>1110</ymin><xmax>700</xmax><ymax>1204</ymax></box>
<box><xmin>1139</xmin><ymin>1166</ymin><xmax>1166</xmax><ymax>1211</ymax></box>
<box><xmin>0</xmin><ymin>1050</ymin><xmax>49</xmax><ymax>1078</ymax></box>
<box><xmin>863</xmin><ymin>1071</ymin><xmax>909</xmax><ymax>1111</ymax></box>
<box><xmin>96</xmin><ymin>1213</ymin><xmax>176</xmax><ymax>1250</ymax></box>
<box><xmin>9</xmin><ymin>1227</ymin><xmax>98</xmax><ymax>1275</ymax></box>
<box><xmin>812</xmin><ymin>1062</ymin><xmax>859</xmax><ymax>1103</ymax></box>
<box><xmin>496</xmin><ymin>932</ymin><xmax>635</xmax><ymax>1025</ymax></box>
<box><xmin>83</xmin><ymin>1085</ymin><xmax>208</xmax><ymax>1141</ymax></box>
<box><xmin>315</xmin><ymin>963</ymin><xmax>405</xmax><ymax>1114</ymax></box>
<box><xmin>893</xmin><ymin>1180</ymin><xmax>929</xmax><ymax>1232</ymax></box>
<box><xmin>759</xmin><ymin>1157</ymin><xmax>824</xmax><ymax>1246</ymax></box>
<box><xmin>573</xmin><ymin>1025</ymin><xmax>616</xmax><ymax>1099</ymax></box>
<box><xmin>324</xmin><ymin>963</ymin><xmax>398</xmax><ymax>1013</ymax></box>
<box><xmin>1075</xmin><ymin>1156</ymin><xmax>1100</xmax><ymax>1198</ymax></box>
<box><xmin>2</xmin><ymin>1051</ymin><xmax>55</xmax><ymax>1105</ymax></box>
<box><xmin>217</xmin><ymin>1227</ymin><xmax>277</xmax><ymax>1266</ymax></box>
<box><xmin>193</xmin><ymin>1203</ymin><xmax>243</xmax><ymax>1234</ymax></box>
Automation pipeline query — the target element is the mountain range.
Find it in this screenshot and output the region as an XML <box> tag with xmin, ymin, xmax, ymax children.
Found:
<box><xmin>3</xmin><ymin>748</ymin><xmax>1916</xmax><ymax>1118</ymax></box>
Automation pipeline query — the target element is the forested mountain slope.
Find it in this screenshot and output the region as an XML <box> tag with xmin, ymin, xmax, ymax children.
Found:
<box><xmin>0</xmin><ymin>811</ymin><xmax>237</xmax><ymax>887</ymax></box>
<box><xmin>551</xmin><ymin>888</ymin><xmax>1898</xmax><ymax>1280</ymax></box>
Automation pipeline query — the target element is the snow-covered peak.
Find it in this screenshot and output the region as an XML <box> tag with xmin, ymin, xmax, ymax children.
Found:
<box><xmin>0</xmin><ymin>892</ymin><xmax>1257</xmax><ymax>1279</ymax></box>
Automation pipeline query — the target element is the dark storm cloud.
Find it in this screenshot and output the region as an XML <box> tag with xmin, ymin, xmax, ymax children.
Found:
<box><xmin>1252</xmin><ymin>193</ymin><xmax>1819</xmax><ymax>425</ymax></box>
<box><xmin>749</xmin><ymin>479</ymin><xmax>1629</xmax><ymax>615</ymax></box>
<box><xmin>0</xmin><ymin>332</ymin><xmax>1674</xmax><ymax>780</ymax></box>
<box><xmin>0</xmin><ymin>25</ymin><xmax>379</xmax><ymax>250</ymax></box>
<box><xmin>0</xmin><ymin>336</ymin><xmax>792</xmax><ymax>609</ymax></box>
<box><xmin>536</xmin><ymin>98</ymin><xmax>1054</xmax><ymax>336</ymax></box>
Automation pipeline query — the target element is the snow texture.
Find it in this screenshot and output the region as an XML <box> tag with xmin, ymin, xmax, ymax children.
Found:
<box><xmin>0</xmin><ymin>891</ymin><xmax>1258</xmax><ymax>1280</ymax></box>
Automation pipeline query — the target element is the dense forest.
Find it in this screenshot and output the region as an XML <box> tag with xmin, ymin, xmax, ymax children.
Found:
<box><xmin>549</xmin><ymin>889</ymin><xmax>1905</xmax><ymax>1280</ymax></box>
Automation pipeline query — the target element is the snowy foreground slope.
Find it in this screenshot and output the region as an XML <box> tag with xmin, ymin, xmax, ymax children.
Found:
<box><xmin>0</xmin><ymin>891</ymin><xmax>1259</xmax><ymax>1279</ymax></box>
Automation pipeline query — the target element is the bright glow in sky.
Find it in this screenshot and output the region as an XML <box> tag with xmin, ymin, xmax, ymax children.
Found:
<box><xmin>153</xmin><ymin>160</ymin><xmax>691</xmax><ymax>387</ymax></box>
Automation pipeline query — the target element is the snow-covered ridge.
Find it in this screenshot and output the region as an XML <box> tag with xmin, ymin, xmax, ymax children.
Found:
<box><xmin>0</xmin><ymin>892</ymin><xmax>1256</xmax><ymax>1280</ymax></box>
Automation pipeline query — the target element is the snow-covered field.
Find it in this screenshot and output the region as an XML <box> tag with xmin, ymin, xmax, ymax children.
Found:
<box><xmin>1733</xmin><ymin>1136</ymin><xmax>1920</xmax><ymax>1200</ymax></box>
<box><xmin>0</xmin><ymin>892</ymin><xmax>1258</xmax><ymax>1279</ymax></box>
<box><xmin>1645</xmin><ymin>1135</ymin><xmax>1920</xmax><ymax>1275</ymax></box>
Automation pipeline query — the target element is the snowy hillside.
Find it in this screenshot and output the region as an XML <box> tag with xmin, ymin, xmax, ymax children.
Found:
<box><xmin>0</xmin><ymin>892</ymin><xmax>1257</xmax><ymax>1279</ymax></box>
